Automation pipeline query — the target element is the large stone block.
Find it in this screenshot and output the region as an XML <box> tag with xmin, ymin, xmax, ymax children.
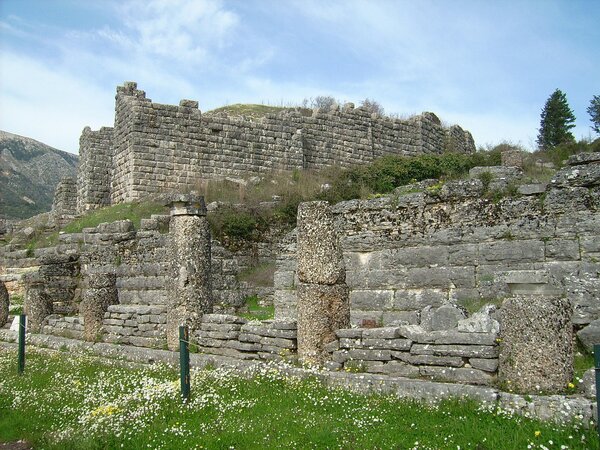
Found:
<box><xmin>421</xmin><ymin>304</ymin><xmax>466</xmax><ymax>331</ymax></box>
<box><xmin>498</xmin><ymin>295</ymin><xmax>573</xmax><ymax>394</ymax></box>
<box><xmin>296</xmin><ymin>202</ymin><xmax>345</xmax><ymax>285</ymax></box>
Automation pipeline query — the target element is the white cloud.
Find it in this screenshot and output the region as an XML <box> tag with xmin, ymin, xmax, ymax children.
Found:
<box><xmin>116</xmin><ymin>0</ymin><xmax>239</xmax><ymax>64</ymax></box>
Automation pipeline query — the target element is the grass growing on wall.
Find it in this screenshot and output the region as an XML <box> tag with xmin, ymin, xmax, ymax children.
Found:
<box><xmin>238</xmin><ymin>295</ymin><xmax>275</xmax><ymax>321</ymax></box>
<box><xmin>62</xmin><ymin>202</ymin><xmax>169</xmax><ymax>233</ymax></box>
<box><xmin>0</xmin><ymin>348</ymin><xmax>596</xmax><ymax>449</ymax></box>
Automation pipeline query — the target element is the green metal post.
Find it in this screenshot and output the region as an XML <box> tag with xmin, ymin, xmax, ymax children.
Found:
<box><xmin>595</xmin><ymin>345</ymin><xmax>600</xmax><ymax>439</ymax></box>
<box><xmin>179</xmin><ymin>325</ymin><xmax>190</xmax><ymax>400</ymax></box>
<box><xmin>18</xmin><ymin>314</ymin><xmax>26</xmax><ymax>374</ymax></box>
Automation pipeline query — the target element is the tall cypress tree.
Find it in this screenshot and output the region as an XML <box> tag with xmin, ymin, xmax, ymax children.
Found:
<box><xmin>536</xmin><ymin>89</ymin><xmax>576</xmax><ymax>149</ymax></box>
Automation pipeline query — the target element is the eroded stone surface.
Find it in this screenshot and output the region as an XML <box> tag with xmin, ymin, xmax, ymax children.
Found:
<box><xmin>80</xmin><ymin>273</ymin><xmax>117</xmax><ymax>341</ymax></box>
<box><xmin>0</xmin><ymin>280</ymin><xmax>9</xmax><ymax>326</ymax></box>
<box><xmin>296</xmin><ymin>202</ymin><xmax>345</xmax><ymax>285</ymax></box>
<box><xmin>499</xmin><ymin>295</ymin><xmax>573</xmax><ymax>393</ymax></box>
<box><xmin>297</xmin><ymin>283</ymin><xmax>350</xmax><ymax>365</ymax></box>
<box><xmin>166</xmin><ymin>201</ymin><xmax>213</xmax><ymax>350</ymax></box>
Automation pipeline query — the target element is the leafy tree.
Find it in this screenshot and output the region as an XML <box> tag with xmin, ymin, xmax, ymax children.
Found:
<box><xmin>311</xmin><ymin>95</ymin><xmax>337</xmax><ymax>111</ymax></box>
<box><xmin>536</xmin><ymin>89</ymin><xmax>576</xmax><ymax>149</ymax></box>
<box><xmin>587</xmin><ymin>95</ymin><xmax>600</xmax><ymax>135</ymax></box>
<box><xmin>360</xmin><ymin>98</ymin><xmax>385</xmax><ymax>116</ymax></box>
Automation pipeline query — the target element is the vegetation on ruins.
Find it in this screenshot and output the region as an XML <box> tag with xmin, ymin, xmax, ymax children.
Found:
<box><xmin>537</xmin><ymin>89</ymin><xmax>576</xmax><ymax>150</ymax></box>
<box><xmin>0</xmin><ymin>348</ymin><xmax>596</xmax><ymax>449</ymax></box>
<box><xmin>9</xmin><ymin>137</ymin><xmax>600</xmax><ymax>253</ymax></box>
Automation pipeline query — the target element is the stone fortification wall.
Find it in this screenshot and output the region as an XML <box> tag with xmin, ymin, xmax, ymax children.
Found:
<box><xmin>274</xmin><ymin>155</ymin><xmax>600</xmax><ymax>335</ymax></box>
<box><xmin>77</xmin><ymin>82</ymin><xmax>475</xmax><ymax>208</ymax></box>
<box><xmin>50</xmin><ymin>176</ymin><xmax>77</xmax><ymax>227</ymax></box>
<box><xmin>77</xmin><ymin>126</ymin><xmax>113</xmax><ymax>213</ymax></box>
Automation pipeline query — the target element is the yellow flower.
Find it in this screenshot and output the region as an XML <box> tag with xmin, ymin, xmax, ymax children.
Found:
<box><xmin>568</xmin><ymin>382</ymin><xmax>575</xmax><ymax>389</ymax></box>
<box><xmin>534</xmin><ymin>431</ymin><xmax>541</xmax><ymax>438</ymax></box>
<box><xmin>90</xmin><ymin>404</ymin><xmax>120</xmax><ymax>417</ymax></box>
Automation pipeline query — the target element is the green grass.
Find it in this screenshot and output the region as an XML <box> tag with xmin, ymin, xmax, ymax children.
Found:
<box><xmin>457</xmin><ymin>297</ymin><xmax>504</xmax><ymax>315</ymax></box>
<box><xmin>207</xmin><ymin>104</ymin><xmax>312</xmax><ymax>118</ymax></box>
<box><xmin>62</xmin><ymin>202</ymin><xmax>169</xmax><ymax>233</ymax></box>
<box><xmin>238</xmin><ymin>295</ymin><xmax>275</xmax><ymax>321</ymax></box>
<box><xmin>0</xmin><ymin>348</ymin><xmax>595</xmax><ymax>449</ymax></box>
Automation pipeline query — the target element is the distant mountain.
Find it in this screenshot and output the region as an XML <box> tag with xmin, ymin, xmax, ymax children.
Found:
<box><xmin>0</xmin><ymin>131</ymin><xmax>78</xmax><ymax>219</ymax></box>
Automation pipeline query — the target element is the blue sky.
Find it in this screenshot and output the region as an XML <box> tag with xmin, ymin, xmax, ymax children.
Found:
<box><xmin>0</xmin><ymin>0</ymin><xmax>598</xmax><ymax>154</ymax></box>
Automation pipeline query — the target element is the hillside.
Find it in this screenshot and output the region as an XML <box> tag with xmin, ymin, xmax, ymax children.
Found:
<box><xmin>0</xmin><ymin>131</ymin><xmax>78</xmax><ymax>219</ymax></box>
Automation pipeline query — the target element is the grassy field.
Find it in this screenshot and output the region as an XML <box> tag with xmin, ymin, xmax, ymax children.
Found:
<box><xmin>0</xmin><ymin>348</ymin><xmax>596</xmax><ymax>449</ymax></box>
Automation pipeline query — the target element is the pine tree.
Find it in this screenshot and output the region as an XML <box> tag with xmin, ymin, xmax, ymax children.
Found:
<box><xmin>587</xmin><ymin>95</ymin><xmax>600</xmax><ymax>135</ymax></box>
<box><xmin>536</xmin><ymin>89</ymin><xmax>576</xmax><ymax>149</ymax></box>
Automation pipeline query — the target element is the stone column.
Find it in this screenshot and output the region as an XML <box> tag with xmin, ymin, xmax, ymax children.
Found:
<box><xmin>498</xmin><ymin>277</ymin><xmax>572</xmax><ymax>394</ymax></box>
<box><xmin>80</xmin><ymin>273</ymin><xmax>118</xmax><ymax>341</ymax></box>
<box><xmin>0</xmin><ymin>280</ymin><xmax>9</xmax><ymax>327</ymax></box>
<box><xmin>296</xmin><ymin>201</ymin><xmax>350</xmax><ymax>365</ymax></box>
<box><xmin>23</xmin><ymin>274</ymin><xmax>52</xmax><ymax>333</ymax></box>
<box><xmin>166</xmin><ymin>194</ymin><xmax>213</xmax><ymax>350</ymax></box>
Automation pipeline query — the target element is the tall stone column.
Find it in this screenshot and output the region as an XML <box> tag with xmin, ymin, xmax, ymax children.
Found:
<box><xmin>296</xmin><ymin>201</ymin><xmax>350</xmax><ymax>365</ymax></box>
<box><xmin>498</xmin><ymin>277</ymin><xmax>572</xmax><ymax>394</ymax></box>
<box><xmin>166</xmin><ymin>194</ymin><xmax>213</xmax><ymax>350</ymax></box>
<box><xmin>23</xmin><ymin>274</ymin><xmax>52</xmax><ymax>333</ymax></box>
<box><xmin>80</xmin><ymin>273</ymin><xmax>118</xmax><ymax>341</ymax></box>
<box><xmin>0</xmin><ymin>280</ymin><xmax>9</xmax><ymax>327</ymax></box>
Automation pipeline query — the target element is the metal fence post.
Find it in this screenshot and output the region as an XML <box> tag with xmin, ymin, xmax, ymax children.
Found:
<box><xmin>18</xmin><ymin>314</ymin><xmax>26</xmax><ymax>374</ymax></box>
<box><xmin>179</xmin><ymin>325</ymin><xmax>190</xmax><ymax>400</ymax></box>
<box><xmin>594</xmin><ymin>344</ymin><xmax>600</xmax><ymax>439</ymax></box>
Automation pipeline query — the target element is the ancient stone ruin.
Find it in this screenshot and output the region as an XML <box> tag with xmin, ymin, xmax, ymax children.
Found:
<box><xmin>48</xmin><ymin>81</ymin><xmax>474</xmax><ymax>216</ymax></box>
<box><xmin>1</xmin><ymin>82</ymin><xmax>600</xmax><ymax>424</ymax></box>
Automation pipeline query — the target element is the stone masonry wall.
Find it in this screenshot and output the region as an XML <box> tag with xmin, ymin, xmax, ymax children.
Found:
<box><xmin>50</xmin><ymin>176</ymin><xmax>77</xmax><ymax>227</ymax></box>
<box><xmin>328</xmin><ymin>325</ymin><xmax>498</xmax><ymax>386</ymax></box>
<box><xmin>274</xmin><ymin>156</ymin><xmax>600</xmax><ymax>332</ymax></box>
<box><xmin>195</xmin><ymin>313</ymin><xmax>297</xmax><ymax>361</ymax></box>
<box><xmin>78</xmin><ymin>82</ymin><xmax>475</xmax><ymax>208</ymax></box>
<box><xmin>77</xmin><ymin>126</ymin><xmax>113</xmax><ymax>213</ymax></box>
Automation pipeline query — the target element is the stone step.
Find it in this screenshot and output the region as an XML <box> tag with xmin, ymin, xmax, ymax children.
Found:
<box><xmin>106</xmin><ymin>304</ymin><xmax>167</xmax><ymax>315</ymax></box>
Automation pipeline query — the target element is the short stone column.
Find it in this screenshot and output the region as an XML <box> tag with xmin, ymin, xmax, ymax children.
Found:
<box><xmin>296</xmin><ymin>201</ymin><xmax>350</xmax><ymax>365</ymax></box>
<box><xmin>498</xmin><ymin>279</ymin><xmax>572</xmax><ymax>393</ymax></box>
<box><xmin>0</xmin><ymin>280</ymin><xmax>9</xmax><ymax>327</ymax></box>
<box><xmin>80</xmin><ymin>273</ymin><xmax>118</xmax><ymax>341</ymax></box>
<box><xmin>166</xmin><ymin>194</ymin><xmax>213</xmax><ymax>350</ymax></box>
<box><xmin>23</xmin><ymin>274</ymin><xmax>52</xmax><ymax>333</ymax></box>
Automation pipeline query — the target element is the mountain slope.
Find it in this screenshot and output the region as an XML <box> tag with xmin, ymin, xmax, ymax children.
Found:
<box><xmin>0</xmin><ymin>131</ymin><xmax>78</xmax><ymax>219</ymax></box>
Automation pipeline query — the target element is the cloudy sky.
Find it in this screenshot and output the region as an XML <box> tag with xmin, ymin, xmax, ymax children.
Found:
<box><xmin>0</xmin><ymin>0</ymin><xmax>598</xmax><ymax>154</ymax></box>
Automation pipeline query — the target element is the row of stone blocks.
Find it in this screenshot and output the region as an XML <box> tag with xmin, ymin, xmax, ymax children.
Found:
<box><xmin>195</xmin><ymin>314</ymin><xmax>297</xmax><ymax>361</ymax></box>
<box><xmin>326</xmin><ymin>325</ymin><xmax>498</xmax><ymax>386</ymax></box>
<box><xmin>102</xmin><ymin>304</ymin><xmax>167</xmax><ymax>348</ymax></box>
<box><xmin>42</xmin><ymin>314</ymin><xmax>84</xmax><ymax>340</ymax></box>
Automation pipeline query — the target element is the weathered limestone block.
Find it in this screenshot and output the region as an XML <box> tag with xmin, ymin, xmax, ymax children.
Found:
<box><xmin>499</xmin><ymin>295</ymin><xmax>573</xmax><ymax>394</ymax></box>
<box><xmin>576</xmin><ymin>319</ymin><xmax>600</xmax><ymax>352</ymax></box>
<box><xmin>24</xmin><ymin>276</ymin><xmax>52</xmax><ymax>333</ymax></box>
<box><xmin>421</xmin><ymin>304</ymin><xmax>466</xmax><ymax>331</ymax></box>
<box><xmin>297</xmin><ymin>283</ymin><xmax>350</xmax><ymax>364</ymax></box>
<box><xmin>80</xmin><ymin>273</ymin><xmax>118</xmax><ymax>341</ymax></box>
<box><xmin>0</xmin><ymin>280</ymin><xmax>9</xmax><ymax>326</ymax></box>
<box><xmin>296</xmin><ymin>201</ymin><xmax>345</xmax><ymax>284</ymax></box>
<box><xmin>457</xmin><ymin>305</ymin><xmax>500</xmax><ymax>333</ymax></box>
<box><xmin>166</xmin><ymin>195</ymin><xmax>213</xmax><ymax>350</ymax></box>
